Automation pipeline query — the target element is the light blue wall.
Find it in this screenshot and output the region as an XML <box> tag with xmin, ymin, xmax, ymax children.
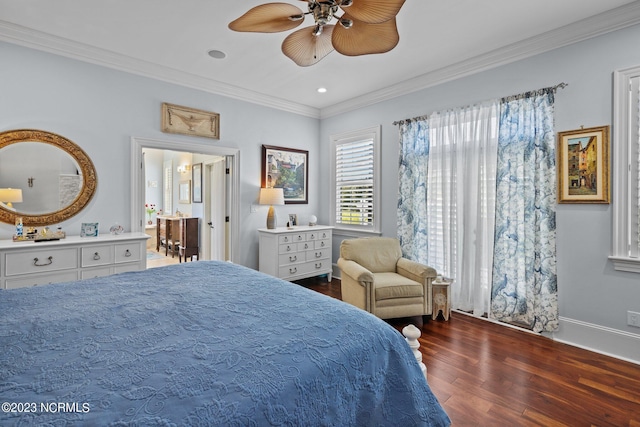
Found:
<box><xmin>0</xmin><ymin>41</ymin><xmax>320</xmax><ymax>268</ymax></box>
<box><xmin>320</xmin><ymin>24</ymin><xmax>640</xmax><ymax>352</ymax></box>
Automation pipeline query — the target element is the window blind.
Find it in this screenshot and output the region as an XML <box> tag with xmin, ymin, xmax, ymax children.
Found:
<box><xmin>335</xmin><ymin>138</ymin><xmax>374</xmax><ymax>227</ymax></box>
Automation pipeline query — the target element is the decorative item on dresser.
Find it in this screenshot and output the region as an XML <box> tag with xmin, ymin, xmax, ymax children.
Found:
<box><xmin>259</xmin><ymin>225</ymin><xmax>332</xmax><ymax>281</ymax></box>
<box><xmin>258</xmin><ymin>187</ymin><xmax>285</xmax><ymax>229</ymax></box>
<box><xmin>0</xmin><ymin>232</ymin><xmax>149</xmax><ymax>289</ymax></box>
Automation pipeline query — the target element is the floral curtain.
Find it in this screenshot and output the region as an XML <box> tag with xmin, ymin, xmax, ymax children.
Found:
<box><xmin>397</xmin><ymin>87</ymin><xmax>559</xmax><ymax>332</ymax></box>
<box><xmin>490</xmin><ymin>89</ymin><xmax>558</xmax><ymax>332</ymax></box>
<box><xmin>397</xmin><ymin>120</ymin><xmax>430</xmax><ymax>263</ymax></box>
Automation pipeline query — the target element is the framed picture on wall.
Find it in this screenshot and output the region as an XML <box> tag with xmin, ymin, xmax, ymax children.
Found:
<box><xmin>557</xmin><ymin>125</ymin><xmax>610</xmax><ymax>203</ymax></box>
<box><xmin>261</xmin><ymin>145</ymin><xmax>308</xmax><ymax>204</ymax></box>
<box><xmin>192</xmin><ymin>163</ymin><xmax>202</xmax><ymax>203</ymax></box>
<box><xmin>161</xmin><ymin>103</ymin><xmax>220</xmax><ymax>139</ymax></box>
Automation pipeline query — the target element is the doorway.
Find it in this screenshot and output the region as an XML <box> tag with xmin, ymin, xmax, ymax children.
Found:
<box><xmin>131</xmin><ymin>137</ymin><xmax>240</xmax><ymax>263</ymax></box>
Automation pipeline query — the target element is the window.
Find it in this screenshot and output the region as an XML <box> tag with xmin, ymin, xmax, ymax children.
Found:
<box><xmin>330</xmin><ymin>126</ymin><xmax>380</xmax><ymax>234</ymax></box>
<box><xmin>611</xmin><ymin>65</ymin><xmax>640</xmax><ymax>272</ymax></box>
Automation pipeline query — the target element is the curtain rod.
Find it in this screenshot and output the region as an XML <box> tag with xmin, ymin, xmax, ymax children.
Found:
<box><xmin>392</xmin><ymin>82</ymin><xmax>568</xmax><ymax>126</ymax></box>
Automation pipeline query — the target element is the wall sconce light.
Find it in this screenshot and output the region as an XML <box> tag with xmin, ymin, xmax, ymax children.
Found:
<box><xmin>177</xmin><ymin>164</ymin><xmax>191</xmax><ymax>174</ymax></box>
<box><xmin>0</xmin><ymin>188</ymin><xmax>23</xmax><ymax>210</ymax></box>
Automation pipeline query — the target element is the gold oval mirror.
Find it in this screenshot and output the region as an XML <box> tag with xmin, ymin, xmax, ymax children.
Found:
<box><xmin>0</xmin><ymin>129</ymin><xmax>97</xmax><ymax>226</ymax></box>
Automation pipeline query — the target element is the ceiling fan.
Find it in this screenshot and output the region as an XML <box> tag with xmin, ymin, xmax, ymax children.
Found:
<box><xmin>229</xmin><ymin>0</ymin><xmax>406</xmax><ymax>66</ymax></box>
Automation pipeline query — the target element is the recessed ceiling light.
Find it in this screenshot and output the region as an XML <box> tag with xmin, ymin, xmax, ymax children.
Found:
<box><xmin>208</xmin><ymin>50</ymin><xmax>226</xmax><ymax>59</ymax></box>
<box><xmin>317</xmin><ymin>87</ymin><xmax>327</xmax><ymax>93</ymax></box>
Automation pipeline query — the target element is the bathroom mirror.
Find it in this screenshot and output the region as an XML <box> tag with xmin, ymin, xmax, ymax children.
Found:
<box><xmin>0</xmin><ymin>129</ymin><xmax>97</xmax><ymax>226</ymax></box>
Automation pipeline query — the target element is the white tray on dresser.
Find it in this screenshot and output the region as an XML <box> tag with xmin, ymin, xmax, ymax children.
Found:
<box><xmin>258</xmin><ymin>225</ymin><xmax>332</xmax><ymax>282</ymax></box>
<box><xmin>0</xmin><ymin>232</ymin><xmax>149</xmax><ymax>289</ymax></box>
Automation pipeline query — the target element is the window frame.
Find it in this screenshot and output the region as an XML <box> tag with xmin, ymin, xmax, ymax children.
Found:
<box><xmin>330</xmin><ymin>125</ymin><xmax>381</xmax><ymax>236</ymax></box>
<box><xmin>610</xmin><ymin>65</ymin><xmax>640</xmax><ymax>273</ymax></box>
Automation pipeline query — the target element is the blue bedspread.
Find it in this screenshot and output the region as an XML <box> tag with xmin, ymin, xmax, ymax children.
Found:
<box><xmin>0</xmin><ymin>261</ymin><xmax>449</xmax><ymax>426</ymax></box>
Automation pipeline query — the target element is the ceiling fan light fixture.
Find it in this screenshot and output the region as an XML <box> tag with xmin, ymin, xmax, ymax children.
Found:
<box><xmin>317</xmin><ymin>87</ymin><xmax>327</xmax><ymax>93</ymax></box>
<box><xmin>339</xmin><ymin>18</ymin><xmax>353</xmax><ymax>29</ymax></box>
<box><xmin>310</xmin><ymin>2</ymin><xmax>337</xmax><ymax>26</ymax></box>
<box><xmin>230</xmin><ymin>0</ymin><xmax>406</xmax><ymax>66</ymax></box>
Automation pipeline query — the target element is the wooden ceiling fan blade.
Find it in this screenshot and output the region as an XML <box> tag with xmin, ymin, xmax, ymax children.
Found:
<box><xmin>332</xmin><ymin>16</ymin><xmax>399</xmax><ymax>56</ymax></box>
<box><xmin>229</xmin><ymin>3</ymin><xmax>305</xmax><ymax>33</ymax></box>
<box><xmin>341</xmin><ymin>0</ymin><xmax>405</xmax><ymax>24</ymax></box>
<box><xmin>282</xmin><ymin>25</ymin><xmax>335</xmax><ymax>66</ymax></box>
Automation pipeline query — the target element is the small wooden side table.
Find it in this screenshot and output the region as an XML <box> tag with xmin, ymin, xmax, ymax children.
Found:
<box><xmin>432</xmin><ymin>279</ymin><xmax>452</xmax><ymax>321</ymax></box>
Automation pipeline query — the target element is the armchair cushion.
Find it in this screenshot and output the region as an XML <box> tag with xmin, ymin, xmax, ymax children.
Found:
<box><xmin>374</xmin><ymin>272</ymin><xmax>424</xmax><ymax>301</ymax></box>
<box><xmin>339</xmin><ymin>237</ymin><xmax>402</xmax><ymax>273</ymax></box>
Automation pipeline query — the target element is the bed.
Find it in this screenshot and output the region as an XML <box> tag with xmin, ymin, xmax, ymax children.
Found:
<box><xmin>0</xmin><ymin>261</ymin><xmax>450</xmax><ymax>426</ymax></box>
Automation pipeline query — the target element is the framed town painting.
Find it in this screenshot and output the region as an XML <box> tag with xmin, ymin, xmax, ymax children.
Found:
<box><xmin>262</xmin><ymin>145</ymin><xmax>308</xmax><ymax>204</ymax></box>
<box><xmin>557</xmin><ymin>125</ymin><xmax>610</xmax><ymax>203</ymax></box>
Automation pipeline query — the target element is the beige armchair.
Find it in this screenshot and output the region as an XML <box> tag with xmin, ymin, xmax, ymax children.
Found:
<box><xmin>337</xmin><ymin>237</ymin><xmax>437</xmax><ymax>320</ymax></box>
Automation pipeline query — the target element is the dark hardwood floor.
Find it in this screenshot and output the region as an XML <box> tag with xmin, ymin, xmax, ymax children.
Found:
<box><xmin>295</xmin><ymin>277</ymin><xmax>640</xmax><ymax>426</ymax></box>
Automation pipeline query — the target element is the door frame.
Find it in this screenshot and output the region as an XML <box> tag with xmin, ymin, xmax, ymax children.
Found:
<box><xmin>201</xmin><ymin>157</ymin><xmax>226</xmax><ymax>261</ymax></box>
<box><xmin>130</xmin><ymin>136</ymin><xmax>241</xmax><ymax>263</ymax></box>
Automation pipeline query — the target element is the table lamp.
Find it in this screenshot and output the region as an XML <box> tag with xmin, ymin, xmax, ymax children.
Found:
<box><xmin>0</xmin><ymin>188</ymin><xmax>23</xmax><ymax>209</ymax></box>
<box><xmin>259</xmin><ymin>187</ymin><xmax>284</xmax><ymax>229</ymax></box>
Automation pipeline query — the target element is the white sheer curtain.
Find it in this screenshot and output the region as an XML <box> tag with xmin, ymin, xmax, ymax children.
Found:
<box><xmin>426</xmin><ymin>101</ymin><xmax>499</xmax><ymax>316</ymax></box>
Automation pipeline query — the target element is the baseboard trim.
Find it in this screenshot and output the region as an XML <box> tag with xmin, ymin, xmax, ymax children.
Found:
<box><xmin>549</xmin><ymin>317</ymin><xmax>640</xmax><ymax>366</ymax></box>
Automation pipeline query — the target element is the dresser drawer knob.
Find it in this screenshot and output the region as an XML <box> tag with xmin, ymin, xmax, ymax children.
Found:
<box><xmin>289</xmin><ymin>267</ymin><xmax>297</xmax><ymax>274</ymax></box>
<box><xmin>315</xmin><ymin>252</ymin><xmax>322</xmax><ymax>258</ymax></box>
<box><xmin>315</xmin><ymin>262</ymin><xmax>322</xmax><ymax>269</ymax></box>
<box><xmin>124</xmin><ymin>249</ymin><xmax>132</xmax><ymax>257</ymax></box>
<box><xmin>286</xmin><ymin>246</ymin><xmax>292</xmax><ymax>252</ymax></box>
<box><xmin>320</xmin><ymin>241</ymin><xmax>325</xmax><ymax>247</ymax></box>
<box><xmin>93</xmin><ymin>252</ymin><xmax>101</xmax><ymax>260</ymax></box>
<box><xmin>283</xmin><ymin>237</ymin><xmax>289</xmax><ymax>242</ymax></box>
<box><xmin>33</xmin><ymin>256</ymin><xmax>53</xmax><ymax>267</ymax></box>
<box><xmin>289</xmin><ymin>255</ymin><xmax>297</xmax><ymax>262</ymax></box>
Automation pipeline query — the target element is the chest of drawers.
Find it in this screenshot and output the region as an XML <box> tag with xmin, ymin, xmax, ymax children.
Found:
<box><xmin>258</xmin><ymin>226</ymin><xmax>332</xmax><ymax>281</ymax></box>
<box><xmin>0</xmin><ymin>232</ymin><xmax>149</xmax><ymax>289</ymax></box>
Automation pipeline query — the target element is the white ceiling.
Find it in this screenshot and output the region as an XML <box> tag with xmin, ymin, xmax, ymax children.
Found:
<box><xmin>2</xmin><ymin>0</ymin><xmax>640</xmax><ymax>118</ymax></box>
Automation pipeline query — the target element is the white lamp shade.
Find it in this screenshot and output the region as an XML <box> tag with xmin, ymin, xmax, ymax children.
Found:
<box><xmin>259</xmin><ymin>187</ymin><xmax>285</xmax><ymax>206</ymax></box>
<box><xmin>0</xmin><ymin>188</ymin><xmax>23</xmax><ymax>203</ymax></box>
<box><xmin>259</xmin><ymin>187</ymin><xmax>284</xmax><ymax>229</ymax></box>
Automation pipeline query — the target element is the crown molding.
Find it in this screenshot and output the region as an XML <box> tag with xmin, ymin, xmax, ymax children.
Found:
<box><xmin>319</xmin><ymin>1</ymin><xmax>640</xmax><ymax>119</ymax></box>
<box><xmin>0</xmin><ymin>21</ymin><xmax>321</xmax><ymax>119</ymax></box>
<box><xmin>3</xmin><ymin>1</ymin><xmax>640</xmax><ymax>121</ymax></box>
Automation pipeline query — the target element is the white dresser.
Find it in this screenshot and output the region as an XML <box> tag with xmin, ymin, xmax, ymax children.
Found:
<box><xmin>0</xmin><ymin>232</ymin><xmax>149</xmax><ymax>289</ymax></box>
<box><xmin>258</xmin><ymin>225</ymin><xmax>332</xmax><ymax>281</ymax></box>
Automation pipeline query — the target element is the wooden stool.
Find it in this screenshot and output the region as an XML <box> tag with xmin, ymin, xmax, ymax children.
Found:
<box><xmin>432</xmin><ymin>279</ymin><xmax>451</xmax><ymax>321</ymax></box>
